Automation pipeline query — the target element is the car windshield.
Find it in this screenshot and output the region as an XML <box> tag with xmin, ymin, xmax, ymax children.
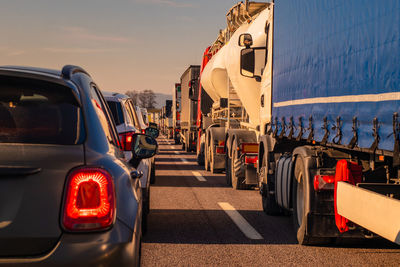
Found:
<box><xmin>0</xmin><ymin>76</ymin><xmax>85</xmax><ymax>145</ymax></box>
<box><xmin>107</xmin><ymin>100</ymin><xmax>124</xmax><ymax>126</ymax></box>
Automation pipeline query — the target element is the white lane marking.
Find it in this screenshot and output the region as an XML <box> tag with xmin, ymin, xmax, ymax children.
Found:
<box><xmin>181</xmin><ymin>158</ymin><xmax>188</xmax><ymax>163</ymax></box>
<box><xmin>174</xmin><ymin>151</ymin><xmax>179</xmax><ymax>154</ymax></box>
<box><xmin>192</xmin><ymin>171</ymin><xmax>206</xmax><ymax>182</ymax></box>
<box><xmin>218</xmin><ymin>202</ymin><xmax>263</xmax><ymax>240</ymax></box>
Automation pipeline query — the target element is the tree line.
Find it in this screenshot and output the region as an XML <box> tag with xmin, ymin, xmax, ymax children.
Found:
<box><xmin>125</xmin><ymin>89</ymin><xmax>157</xmax><ymax>109</ymax></box>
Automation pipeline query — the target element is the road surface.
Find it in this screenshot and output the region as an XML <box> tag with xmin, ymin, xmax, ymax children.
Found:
<box><xmin>141</xmin><ymin>136</ymin><xmax>400</xmax><ymax>266</ymax></box>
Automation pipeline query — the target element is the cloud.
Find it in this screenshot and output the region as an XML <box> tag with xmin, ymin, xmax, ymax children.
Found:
<box><xmin>135</xmin><ymin>0</ymin><xmax>194</xmax><ymax>8</ymax></box>
<box><xmin>44</xmin><ymin>47</ymin><xmax>112</xmax><ymax>54</ymax></box>
<box><xmin>60</xmin><ymin>27</ymin><xmax>131</xmax><ymax>43</ymax></box>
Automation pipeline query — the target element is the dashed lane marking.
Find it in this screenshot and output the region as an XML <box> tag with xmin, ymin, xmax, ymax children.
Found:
<box><xmin>174</xmin><ymin>151</ymin><xmax>179</xmax><ymax>154</ymax></box>
<box><xmin>191</xmin><ymin>171</ymin><xmax>206</xmax><ymax>182</ymax></box>
<box><xmin>218</xmin><ymin>202</ymin><xmax>263</xmax><ymax>240</ymax></box>
<box><xmin>181</xmin><ymin>158</ymin><xmax>188</xmax><ymax>163</ymax></box>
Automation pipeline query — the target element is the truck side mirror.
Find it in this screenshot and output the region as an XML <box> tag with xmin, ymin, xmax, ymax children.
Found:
<box><xmin>240</xmin><ymin>48</ymin><xmax>255</xmax><ymax>78</ymax></box>
<box><xmin>238</xmin><ymin>33</ymin><xmax>253</xmax><ymax>48</ymax></box>
<box><xmin>188</xmin><ymin>79</ymin><xmax>199</xmax><ymax>101</ymax></box>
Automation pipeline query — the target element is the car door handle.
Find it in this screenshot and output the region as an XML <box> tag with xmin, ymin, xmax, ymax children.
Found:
<box><xmin>130</xmin><ymin>170</ymin><xmax>143</xmax><ymax>179</ymax></box>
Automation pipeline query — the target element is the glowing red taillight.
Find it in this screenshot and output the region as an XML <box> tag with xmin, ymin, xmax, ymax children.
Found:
<box><xmin>313</xmin><ymin>174</ymin><xmax>335</xmax><ymax>191</ymax></box>
<box><xmin>62</xmin><ymin>167</ymin><xmax>115</xmax><ymax>231</ymax></box>
<box><xmin>245</xmin><ymin>155</ymin><xmax>258</xmax><ymax>165</ymax></box>
<box><xmin>119</xmin><ymin>131</ymin><xmax>135</xmax><ymax>151</ymax></box>
<box><xmin>216</xmin><ymin>146</ymin><xmax>225</xmax><ymax>154</ymax></box>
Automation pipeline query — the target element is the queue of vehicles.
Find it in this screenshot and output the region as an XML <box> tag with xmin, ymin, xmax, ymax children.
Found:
<box><xmin>0</xmin><ymin>65</ymin><xmax>160</xmax><ymax>266</ymax></box>
<box><xmin>161</xmin><ymin>0</ymin><xmax>400</xmax><ymax>246</ymax></box>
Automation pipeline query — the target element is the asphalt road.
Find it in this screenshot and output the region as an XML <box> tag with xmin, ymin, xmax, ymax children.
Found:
<box><xmin>141</xmin><ymin>135</ymin><xmax>400</xmax><ymax>266</ymax></box>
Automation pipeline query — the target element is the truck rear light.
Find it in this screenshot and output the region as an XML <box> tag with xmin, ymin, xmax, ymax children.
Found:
<box><xmin>241</xmin><ymin>143</ymin><xmax>258</xmax><ymax>154</ymax></box>
<box><xmin>218</xmin><ymin>140</ymin><xmax>225</xmax><ymax>146</ymax></box>
<box><xmin>245</xmin><ymin>155</ymin><xmax>258</xmax><ymax>165</ymax></box>
<box><xmin>216</xmin><ymin>146</ymin><xmax>225</xmax><ymax>154</ymax></box>
<box><xmin>314</xmin><ymin>174</ymin><xmax>335</xmax><ymax>191</ymax></box>
<box><xmin>141</xmin><ymin>129</ymin><xmax>146</xmax><ymax>134</ymax></box>
<box><xmin>62</xmin><ymin>167</ymin><xmax>115</xmax><ymax>231</ymax></box>
<box><xmin>119</xmin><ymin>131</ymin><xmax>135</xmax><ymax>151</ymax></box>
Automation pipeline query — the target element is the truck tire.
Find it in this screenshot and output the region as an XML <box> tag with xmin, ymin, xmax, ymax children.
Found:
<box><xmin>210</xmin><ymin>139</ymin><xmax>217</xmax><ymax>173</ymax></box>
<box><xmin>197</xmin><ymin>153</ymin><xmax>204</xmax><ymax>166</ymax></box>
<box><xmin>231</xmin><ymin>140</ymin><xmax>247</xmax><ymax>190</ymax></box>
<box><xmin>204</xmin><ymin>143</ymin><xmax>210</xmax><ymax>171</ymax></box>
<box><xmin>260</xmin><ymin>165</ymin><xmax>281</xmax><ymax>215</ymax></box>
<box><xmin>225</xmin><ymin>155</ymin><xmax>232</xmax><ymax>186</ymax></box>
<box><xmin>182</xmin><ymin>142</ymin><xmax>185</xmax><ymax>151</ymax></box>
<box><xmin>292</xmin><ymin>155</ymin><xmax>330</xmax><ymax>245</ymax></box>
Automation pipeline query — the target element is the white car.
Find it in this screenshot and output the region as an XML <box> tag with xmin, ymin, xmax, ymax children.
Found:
<box><xmin>140</xmin><ymin>107</ymin><xmax>150</xmax><ymax>127</ymax></box>
<box><xmin>104</xmin><ymin>92</ymin><xmax>155</xmax><ymax>231</ymax></box>
<box><xmin>136</xmin><ymin>106</ymin><xmax>156</xmax><ymax>183</ymax></box>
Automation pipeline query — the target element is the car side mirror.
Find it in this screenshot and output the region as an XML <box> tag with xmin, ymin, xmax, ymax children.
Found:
<box><xmin>238</xmin><ymin>33</ymin><xmax>253</xmax><ymax>48</ymax></box>
<box><xmin>131</xmin><ymin>134</ymin><xmax>158</xmax><ymax>159</ymax></box>
<box><xmin>240</xmin><ymin>48</ymin><xmax>255</xmax><ymax>78</ymax></box>
<box><xmin>145</xmin><ymin>126</ymin><xmax>159</xmax><ymax>139</ymax></box>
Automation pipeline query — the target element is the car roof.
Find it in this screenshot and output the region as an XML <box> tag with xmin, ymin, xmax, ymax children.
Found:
<box><xmin>0</xmin><ymin>65</ymin><xmax>62</xmax><ymax>79</ymax></box>
<box><xmin>103</xmin><ymin>91</ymin><xmax>130</xmax><ymax>102</ymax></box>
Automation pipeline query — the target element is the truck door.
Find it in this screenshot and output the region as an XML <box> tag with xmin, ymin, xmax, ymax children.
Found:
<box><xmin>260</xmin><ymin>9</ymin><xmax>274</xmax><ymax>134</ymax></box>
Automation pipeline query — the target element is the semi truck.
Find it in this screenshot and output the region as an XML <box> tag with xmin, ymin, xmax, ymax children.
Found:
<box><xmin>200</xmin><ymin>0</ymin><xmax>400</xmax><ymax>245</ymax></box>
<box><xmin>161</xmin><ymin>100</ymin><xmax>173</xmax><ymax>138</ymax></box>
<box><xmin>180</xmin><ymin>65</ymin><xmax>200</xmax><ymax>152</ymax></box>
<box><xmin>172</xmin><ymin>83</ymin><xmax>181</xmax><ymax>144</ymax></box>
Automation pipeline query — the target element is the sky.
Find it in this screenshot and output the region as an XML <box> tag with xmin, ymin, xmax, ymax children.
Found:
<box><xmin>0</xmin><ymin>0</ymin><xmax>238</xmax><ymax>95</ymax></box>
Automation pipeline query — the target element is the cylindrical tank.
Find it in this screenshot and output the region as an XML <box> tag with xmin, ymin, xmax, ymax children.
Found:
<box><xmin>200</xmin><ymin>45</ymin><xmax>229</xmax><ymax>102</ymax></box>
<box><xmin>201</xmin><ymin>8</ymin><xmax>270</xmax><ymax>125</ymax></box>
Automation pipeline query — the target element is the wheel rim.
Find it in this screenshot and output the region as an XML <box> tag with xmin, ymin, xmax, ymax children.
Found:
<box><xmin>296</xmin><ymin>172</ymin><xmax>304</xmax><ymax>226</ymax></box>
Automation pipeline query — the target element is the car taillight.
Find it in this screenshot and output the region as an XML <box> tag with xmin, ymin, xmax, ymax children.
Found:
<box><xmin>119</xmin><ymin>131</ymin><xmax>135</xmax><ymax>151</ymax></box>
<box><xmin>313</xmin><ymin>174</ymin><xmax>335</xmax><ymax>191</ymax></box>
<box><xmin>141</xmin><ymin>129</ymin><xmax>146</xmax><ymax>134</ymax></box>
<box><xmin>62</xmin><ymin>167</ymin><xmax>115</xmax><ymax>231</ymax></box>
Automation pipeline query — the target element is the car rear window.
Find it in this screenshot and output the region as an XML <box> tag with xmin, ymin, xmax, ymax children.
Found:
<box><xmin>0</xmin><ymin>76</ymin><xmax>85</xmax><ymax>145</ymax></box>
<box><xmin>107</xmin><ymin>100</ymin><xmax>124</xmax><ymax>126</ymax></box>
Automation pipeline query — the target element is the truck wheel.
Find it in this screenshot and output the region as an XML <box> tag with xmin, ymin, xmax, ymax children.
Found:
<box><xmin>260</xmin><ymin>165</ymin><xmax>281</xmax><ymax>215</ymax></box>
<box><xmin>205</xmin><ymin>146</ymin><xmax>210</xmax><ymax>171</ymax></box>
<box><xmin>182</xmin><ymin>142</ymin><xmax>185</xmax><ymax>151</ymax></box>
<box><xmin>292</xmin><ymin>156</ymin><xmax>330</xmax><ymax>245</ymax></box>
<box><xmin>197</xmin><ymin>153</ymin><xmax>204</xmax><ymax>166</ymax></box>
<box><xmin>197</xmin><ymin>143</ymin><xmax>205</xmax><ymax>166</ymax></box>
<box><xmin>231</xmin><ymin>140</ymin><xmax>247</xmax><ymax>190</ymax></box>
<box><xmin>210</xmin><ymin>139</ymin><xmax>216</xmax><ymax>173</ymax></box>
<box><xmin>225</xmin><ymin>155</ymin><xmax>232</xmax><ymax>186</ymax></box>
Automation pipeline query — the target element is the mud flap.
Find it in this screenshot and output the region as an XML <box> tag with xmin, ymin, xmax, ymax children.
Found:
<box><xmin>245</xmin><ymin>165</ymin><xmax>257</xmax><ymax>184</ymax></box>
